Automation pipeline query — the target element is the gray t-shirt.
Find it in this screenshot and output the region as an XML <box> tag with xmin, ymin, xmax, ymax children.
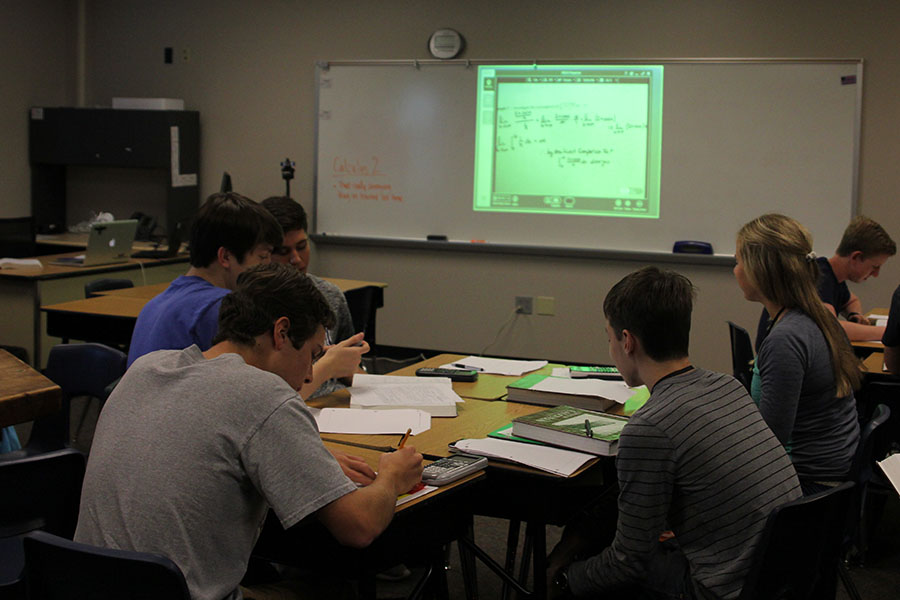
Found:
<box><xmin>751</xmin><ymin>309</ymin><xmax>859</xmax><ymax>482</ymax></box>
<box><xmin>308</xmin><ymin>274</ymin><xmax>357</xmax><ymax>398</ymax></box>
<box><xmin>75</xmin><ymin>346</ymin><xmax>357</xmax><ymax>600</ymax></box>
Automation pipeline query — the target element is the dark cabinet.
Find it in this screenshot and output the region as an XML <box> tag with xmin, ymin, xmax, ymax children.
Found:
<box><xmin>29</xmin><ymin>107</ymin><xmax>200</xmax><ymax>237</ymax></box>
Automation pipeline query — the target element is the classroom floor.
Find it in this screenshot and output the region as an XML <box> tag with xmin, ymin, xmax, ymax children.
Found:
<box><xmin>377</xmin><ymin>497</ymin><xmax>900</xmax><ymax>599</ymax></box>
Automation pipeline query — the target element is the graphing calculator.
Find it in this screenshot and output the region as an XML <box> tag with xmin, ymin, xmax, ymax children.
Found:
<box><xmin>568</xmin><ymin>365</ymin><xmax>622</xmax><ymax>380</ymax></box>
<box><xmin>421</xmin><ymin>453</ymin><xmax>488</xmax><ymax>485</ymax></box>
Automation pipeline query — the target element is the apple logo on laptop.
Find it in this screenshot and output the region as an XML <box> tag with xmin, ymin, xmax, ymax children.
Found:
<box><xmin>109</xmin><ymin>239</ymin><xmax>116</xmax><ymax>248</ymax></box>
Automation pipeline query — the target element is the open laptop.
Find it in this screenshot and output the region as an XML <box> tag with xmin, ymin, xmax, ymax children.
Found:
<box><xmin>51</xmin><ymin>219</ymin><xmax>138</xmax><ymax>267</ymax></box>
<box><xmin>131</xmin><ymin>221</ymin><xmax>184</xmax><ymax>259</ymax></box>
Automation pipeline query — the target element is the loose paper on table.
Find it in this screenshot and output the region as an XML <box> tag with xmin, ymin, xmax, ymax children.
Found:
<box><xmin>441</xmin><ymin>356</ymin><xmax>548</xmax><ymax>376</ymax></box>
<box><xmin>311</xmin><ymin>407</ymin><xmax>431</xmax><ymax>435</ymax></box>
<box><xmin>452</xmin><ymin>437</ymin><xmax>594</xmax><ymax>477</ymax></box>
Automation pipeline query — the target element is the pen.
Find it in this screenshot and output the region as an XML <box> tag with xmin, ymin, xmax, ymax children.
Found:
<box><xmin>584</xmin><ymin>419</ymin><xmax>593</xmax><ymax>438</ymax></box>
<box><xmin>452</xmin><ymin>363</ymin><xmax>484</xmax><ymax>371</ymax></box>
<box><xmin>398</xmin><ymin>428</ymin><xmax>412</xmax><ymax>448</ymax></box>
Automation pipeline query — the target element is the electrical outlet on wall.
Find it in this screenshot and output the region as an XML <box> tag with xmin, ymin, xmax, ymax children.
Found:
<box><xmin>515</xmin><ymin>296</ymin><xmax>533</xmax><ymax>314</ymax></box>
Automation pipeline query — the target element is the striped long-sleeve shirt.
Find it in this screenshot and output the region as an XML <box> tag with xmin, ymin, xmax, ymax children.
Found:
<box><xmin>568</xmin><ymin>368</ymin><xmax>801</xmax><ymax>600</ymax></box>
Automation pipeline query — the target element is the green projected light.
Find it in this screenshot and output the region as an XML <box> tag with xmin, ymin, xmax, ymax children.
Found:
<box><xmin>473</xmin><ymin>65</ymin><xmax>664</xmax><ymax>218</ymax></box>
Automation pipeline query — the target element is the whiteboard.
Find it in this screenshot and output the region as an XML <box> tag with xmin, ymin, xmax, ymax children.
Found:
<box><xmin>314</xmin><ymin>59</ymin><xmax>861</xmax><ymax>257</ymax></box>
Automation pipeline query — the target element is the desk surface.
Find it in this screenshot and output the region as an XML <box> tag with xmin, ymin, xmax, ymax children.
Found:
<box><xmin>0</xmin><ymin>349</ymin><xmax>62</xmax><ymax>428</ymax></box>
<box><xmin>94</xmin><ymin>277</ymin><xmax>387</xmax><ymax>300</ymax></box>
<box><xmin>312</xmin><ymin>353</ymin><xmax>603</xmax><ymax>478</ymax></box>
<box><xmin>322</xmin><ymin>440</ymin><xmax>484</xmax><ymax>512</ymax></box>
<box><xmin>0</xmin><ymin>250</ymin><xmax>187</xmax><ymax>281</ymax></box>
<box><xmin>40</xmin><ymin>276</ymin><xmax>389</xmax><ymax>317</ymax></box>
<box><xmin>853</xmin><ymin>308</ymin><xmax>889</xmax><ymax>350</ymax></box>
<box><xmin>37</xmin><ymin>231</ymin><xmax>187</xmax><ymax>253</ymax></box>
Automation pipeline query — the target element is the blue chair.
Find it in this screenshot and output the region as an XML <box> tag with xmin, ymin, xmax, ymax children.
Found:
<box><xmin>23</xmin><ymin>530</ymin><xmax>191</xmax><ymax>600</ymax></box>
<box><xmin>0</xmin><ymin>448</ymin><xmax>85</xmax><ymax>598</ymax></box>
<box><xmin>738</xmin><ymin>481</ymin><xmax>853</xmax><ymax>599</ymax></box>
<box><xmin>27</xmin><ymin>343</ymin><xmax>126</xmax><ymax>452</ymax></box>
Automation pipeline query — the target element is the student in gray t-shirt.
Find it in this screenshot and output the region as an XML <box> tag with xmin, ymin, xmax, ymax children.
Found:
<box><xmin>735</xmin><ymin>213</ymin><xmax>861</xmax><ymax>495</ymax></box>
<box><xmin>75</xmin><ymin>264</ymin><xmax>423</xmax><ymax>600</ymax></box>
<box><xmin>261</xmin><ymin>196</ymin><xmax>367</xmax><ymax>399</ymax></box>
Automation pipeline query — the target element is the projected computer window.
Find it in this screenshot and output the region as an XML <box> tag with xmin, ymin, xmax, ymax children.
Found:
<box><xmin>473</xmin><ymin>65</ymin><xmax>663</xmax><ymax>218</ymax></box>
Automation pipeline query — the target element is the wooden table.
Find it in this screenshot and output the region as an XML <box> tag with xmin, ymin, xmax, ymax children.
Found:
<box><xmin>40</xmin><ymin>276</ymin><xmax>388</xmax><ymax>352</ymax></box>
<box><xmin>93</xmin><ymin>277</ymin><xmax>387</xmax><ymax>299</ymax></box>
<box><xmin>0</xmin><ymin>349</ymin><xmax>62</xmax><ymax>428</ymax></box>
<box><xmin>0</xmin><ymin>250</ymin><xmax>187</xmax><ymax>367</ymax></box>
<box><xmin>311</xmin><ymin>353</ymin><xmax>614</xmax><ymax>600</ymax></box>
<box><xmin>254</xmin><ymin>440</ymin><xmax>485</xmax><ymax>599</ymax></box>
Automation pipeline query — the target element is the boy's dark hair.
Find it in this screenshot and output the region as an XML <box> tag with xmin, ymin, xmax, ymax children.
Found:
<box><xmin>835</xmin><ymin>215</ymin><xmax>896</xmax><ymax>258</ymax></box>
<box><xmin>261</xmin><ymin>196</ymin><xmax>308</xmax><ymax>234</ymax></box>
<box><xmin>189</xmin><ymin>192</ymin><xmax>284</xmax><ymax>268</ymax></box>
<box><xmin>214</xmin><ymin>263</ymin><xmax>335</xmax><ymax>348</ymax></box>
<box><xmin>603</xmin><ymin>266</ymin><xmax>695</xmax><ymax>361</ymax></box>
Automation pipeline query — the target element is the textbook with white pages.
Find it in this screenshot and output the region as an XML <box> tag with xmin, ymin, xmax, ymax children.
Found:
<box><xmin>349</xmin><ymin>374</ymin><xmax>464</xmax><ymax>417</ymax></box>
<box><xmin>451</xmin><ymin>437</ymin><xmax>595</xmax><ymax>477</ymax></box>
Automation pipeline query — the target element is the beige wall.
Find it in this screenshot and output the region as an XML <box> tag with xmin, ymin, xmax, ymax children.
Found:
<box><xmin>0</xmin><ymin>0</ymin><xmax>76</xmax><ymax>217</ymax></box>
<box><xmin>12</xmin><ymin>0</ymin><xmax>900</xmax><ymax>371</ymax></box>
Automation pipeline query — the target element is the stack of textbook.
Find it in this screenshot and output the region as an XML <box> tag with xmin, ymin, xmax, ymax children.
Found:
<box><xmin>511</xmin><ymin>405</ymin><xmax>628</xmax><ymax>456</ymax></box>
<box><xmin>506</xmin><ymin>373</ymin><xmax>640</xmax><ymax>412</ymax></box>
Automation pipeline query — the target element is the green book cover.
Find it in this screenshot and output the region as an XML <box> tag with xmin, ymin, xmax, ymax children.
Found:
<box><xmin>514</xmin><ymin>405</ymin><xmax>627</xmax><ymax>440</ymax></box>
<box><xmin>507</xmin><ymin>373</ymin><xmax>548</xmax><ymax>390</ymax></box>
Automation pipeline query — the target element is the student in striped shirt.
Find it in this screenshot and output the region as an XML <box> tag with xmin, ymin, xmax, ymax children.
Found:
<box><xmin>550</xmin><ymin>266</ymin><xmax>801</xmax><ymax>600</ymax></box>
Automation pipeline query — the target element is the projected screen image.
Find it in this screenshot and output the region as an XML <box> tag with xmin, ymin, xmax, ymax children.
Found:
<box><xmin>473</xmin><ymin>65</ymin><xmax>664</xmax><ymax>218</ymax></box>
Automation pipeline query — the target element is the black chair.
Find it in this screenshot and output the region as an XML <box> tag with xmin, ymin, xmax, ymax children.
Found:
<box><xmin>0</xmin><ymin>448</ymin><xmax>86</xmax><ymax>598</ymax></box>
<box><xmin>754</xmin><ymin>308</ymin><xmax>770</xmax><ymax>353</ymax></box>
<box><xmin>727</xmin><ymin>321</ymin><xmax>754</xmax><ymax>392</ymax></box>
<box><xmin>84</xmin><ymin>278</ymin><xmax>134</xmax><ymax>299</ymax></box>
<box><xmin>27</xmin><ymin>343</ymin><xmax>127</xmax><ymax>452</ymax></box>
<box><xmin>23</xmin><ymin>530</ymin><xmax>191</xmax><ymax>600</ymax></box>
<box><xmin>738</xmin><ymin>481</ymin><xmax>854</xmax><ymax>600</ymax></box>
<box><xmin>0</xmin><ymin>217</ymin><xmax>36</xmax><ymax>259</ymax></box>
<box><xmin>344</xmin><ymin>285</ymin><xmax>384</xmax><ymax>357</ymax></box>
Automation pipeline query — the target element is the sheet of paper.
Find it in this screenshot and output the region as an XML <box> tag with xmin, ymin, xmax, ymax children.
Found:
<box><xmin>441</xmin><ymin>356</ymin><xmax>548</xmax><ymax>376</ymax></box>
<box><xmin>868</xmin><ymin>313</ymin><xmax>889</xmax><ymax>320</ymax></box>
<box><xmin>311</xmin><ymin>407</ymin><xmax>431</xmax><ymax>435</ymax></box>
<box><xmin>452</xmin><ymin>437</ymin><xmax>594</xmax><ymax>477</ymax></box>
<box><xmin>396</xmin><ymin>483</ymin><xmax>438</xmax><ymax>506</ymax></box>
<box><xmin>350</xmin><ymin>374</ymin><xmax>464</xmax><ymax>405</ymax></box>
<box><xmin>877</xmin><ymin>454</ymin><xmax>900</xmax><ymax>497</ymax></box>
<box><xmin>529</xmin><ymin>376</ymin><xmax>642</xmax><ymax>405</ymax></box>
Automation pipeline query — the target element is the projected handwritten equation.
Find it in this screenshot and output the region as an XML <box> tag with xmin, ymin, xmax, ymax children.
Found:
<box><xmin>331</xmin><ymin>155</ymin><xmax>403</xmax><ymax>203</ymax></box>
<box><xmin>493</xmin><ymin>84</ymin><xmax>649</xmax><ymax>198</ymax></box>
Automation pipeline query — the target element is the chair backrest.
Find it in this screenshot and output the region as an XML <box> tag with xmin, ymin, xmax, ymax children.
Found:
<box><xmin>727</xmin><ymin>321</ymin><xmax>754</xmax><ymax>392</ymax></box>
<box><xmin>0</xmin><ymin>448</ymin><xmax>86</xmax><ymax>539</ymax></box>
<box><xmin>84</xmin><ymin>278</ymin><xmax>134</xmax><ymax>298</ymax></box>
<box><xmin>344</xmin><ymin>285</ymin><xmax>383</xmax><ymax>355</ymax></box>
<box><xmin>27</xmin><ymin>343</ymin><xmax>127</xmax><ymax>452</ymax></box>
<box><xmin>0</xmin><ymin>448</ymin><xmax>86</xmax><ymax>592</ymax></box>
<box><xmin>738</xmin><ymin>481</ymin><xmax>854</xmax><ymax>600</ymax></box>
<box><xmin>23</xmin><ymin>530</ymin><xmax>191</xmax><ymax>600</ymax></box>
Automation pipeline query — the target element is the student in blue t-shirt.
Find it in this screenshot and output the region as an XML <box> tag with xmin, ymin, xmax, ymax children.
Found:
<box><xmin>126</xmin><ymin>192</ymin><xmax>283</xmax><ymax>367</ymax></box>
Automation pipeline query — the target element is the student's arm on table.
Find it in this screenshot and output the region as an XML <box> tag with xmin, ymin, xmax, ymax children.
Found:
<box><xmin>300</xmin><ymin>332</ymin><xmax>369</xmax><ymax>399</ymax></box>
<box><xmin>824</xmin><ymin>300</ymin><xmax>885</xmax><ymax>342</ymax></box>
<box><xmin>330</xmin><ymin>448</ymin><xmax>376</xmax><ymax>485</ymax></box>
<box><xmin>885</xmin><ymin>345</ymin><xmax>900</xmax><ymax>374</ymax></box>
<box><xmin>317</xmin><ymin>446</ymin><xmax>423</xmax><ymax>548</ymax></box>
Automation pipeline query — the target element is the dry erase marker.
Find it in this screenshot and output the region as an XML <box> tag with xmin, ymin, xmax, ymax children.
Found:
<box><xmin>398</xmin><ymin>428</ymin><xmax>412</xmax><ymax>448</ymax></box>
